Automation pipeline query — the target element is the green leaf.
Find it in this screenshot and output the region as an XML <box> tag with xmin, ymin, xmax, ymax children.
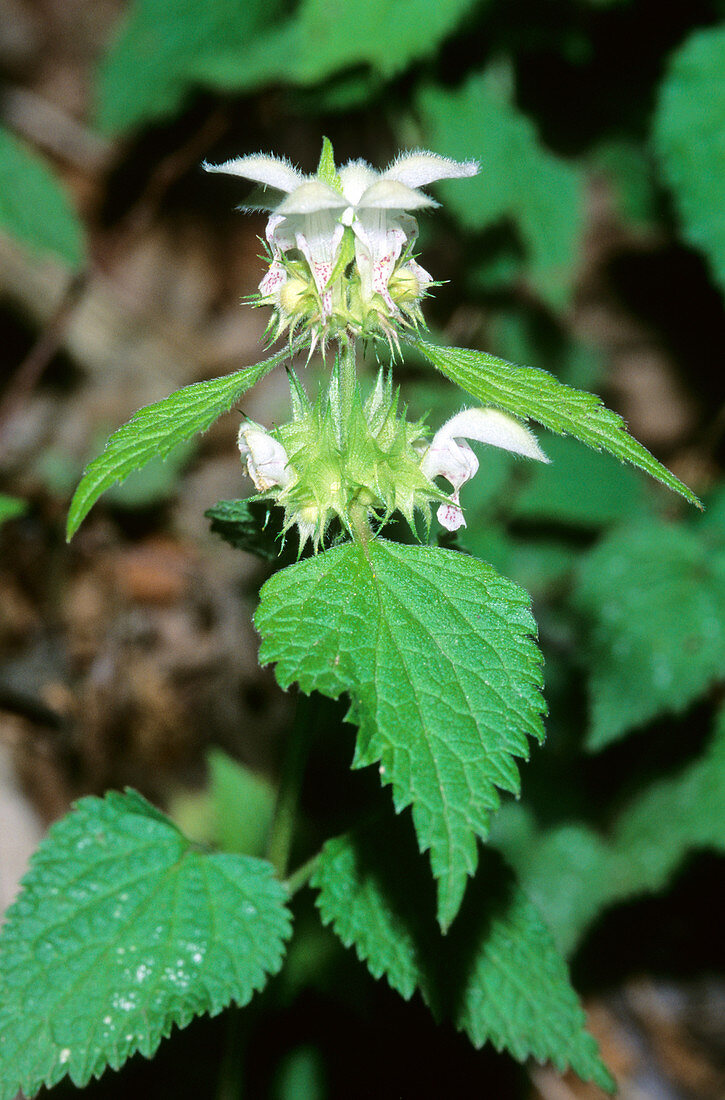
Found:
<box><xmin>573</xmin><ymin>522</ymin><xmax>725</xmax><ymax>749</ymax></box>
<box><xmin>256</xmin><ymin>538</ymin><xmax>545</xmax><ymax>930</ymax></box>
<box><xmin>0</xmin><ymin>789</ymin><xmax>291</xmax><ymax>1099</ymax></box>
<box><xmin>96</xmin><ymin>0</ymin><xmax>285</xmax><ymax>134</ymax></box>
<box><xmin>206</xmin><ymin>498</ymin><xmax>279</xmax><ymax>560</ymax></box>
<box><xmin>407</xmin><ymin>335</ymin><xmax>702</xmax><ymax>509</ymax></box>
<box><xmin>311</xmin><ymin>816</ymin><xmax>614</xmax><ymax>1090</ymax></box>
<box><xmin>67</xmin><ymin>343</ymin><xmax>294</xmax><ymax>540</ymax></box>
<box><xmin>207</xmin><ymin>749</ymin><xmax>276</xmax><ymax>857</ymax></box>
<box><xmin>415</xmin><ymin>71</ymin><xmax>584</xmax><ymax>307</ymax></box>
<box><xmin>0</xmin><ymin>493</ymin><xmax>27</xmax><ymax>526</ymax></box>
<box><xmin>492</xmin><ymin>709</ymin><xmax>725</xmax><ymax>954</ymax></box>
<box><xmin>653</xmin><ymin>25</ymin><xmax>725</xmax><ymax>296</ymax></box>
<box><xmin>0</xmin><ymin>125</ymin><xmax>84</xmax><ymax>269</ymax></box>
<box><xmin>192</xmin><ymin>0</ymin><xmax>481</xmax><ymax>91</ymax></box>
<box><xmin>612</xmin><ymin>707</ymin><xmax>725</xmax><ymax>884</ymax></box>
<box><xmin>490</xmin><ymin>806</ymin><xmax>617</xmax><ymax>957</ymax></box>
<box><xmin>316</xmin><ymin>136</ymin><xmax>341</xmax><ymax>190</ymax></box>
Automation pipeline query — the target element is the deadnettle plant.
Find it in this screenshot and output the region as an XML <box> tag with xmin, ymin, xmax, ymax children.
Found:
<box><xmin>39</xmin><ymin>135</ymin><xmax>700</xmax><ymax>1100</ymax></box>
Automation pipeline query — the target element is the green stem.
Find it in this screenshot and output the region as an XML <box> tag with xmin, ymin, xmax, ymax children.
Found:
<box><xmin>284</xmin><ymin>853</ymin><xmax>320</xmax><ymax>897</ymax></box>
<box><xmin>266</xmin><ymin>692</ymin><xmax>313</xmax><ymax>878</ymax></box>
<box><xmin>338</xmin><ymin>336</ymin><xmax>358</xmax><ymax>433</ymax></box>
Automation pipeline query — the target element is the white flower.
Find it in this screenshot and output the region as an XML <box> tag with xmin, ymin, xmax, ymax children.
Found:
<box><xmin>237</xmin><ymin>423</ymin><xmax>291</xmax><ymax>492</ymax></box>
<box><xmin>420</xmin><ymin>408</ymin><xmax>549</xmax><ymax>531</ymax></box>
<box><xmin>204</xmin><ymin>147</ymin><xmax>478</xmax><ymax>334</ymax></box>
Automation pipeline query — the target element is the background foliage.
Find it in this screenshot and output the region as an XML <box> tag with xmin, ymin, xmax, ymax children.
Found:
<box><xmin>1</xmin><ymin>0</ymin><xmax>724</xmax><ymax>1096</ymax></box>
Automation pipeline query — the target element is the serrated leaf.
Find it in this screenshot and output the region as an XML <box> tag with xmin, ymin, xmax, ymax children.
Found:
<box><xmin>416</xmin><ymin>71</ymin><xmax>584</xmax><ymax>307</ymax></box>
<box><xmin>96</xmin><ymin>0</ymin><xmax>285</xmax><ymax>133</ymax></box>
<box><xmin>0</xmin><ymin>125</ymin><xmax>84</xmax><ymax>269</ymax></box>
<box><xmin>407</xmin><ymin>335</ymin><xmax>701</xmax><ymax>509</ymax></box>
<box><xmin>573</xmin><ymin>521</ymin><xmax>725</xmax><ymax>749</ymax></box>
<box><xmin>311</xmin><ymin>816</ymin><xmax>613</xmax><ymax>1090</ymax></box>
<box><xmin>256</xmin><ymin>538</ymin><xmax>545</xmax><ymax>930</ymax></box>
<box><xmin>0</xmin><ymin>789</ymin><xmax>291</xmax><ymax>1099</ymax></box>
<box><xmin>192</xmin><ymin>0</ymin><xmax>481</xmax><ymax>91</ymax></box>
<box><xmin>492</xmin><ymin>710</ymin><xmax>725</xmax><ymax>954</ymax></box>
<box><xmin>67</xmin><ymin>344</ymin><xmax>295</xmax><ymax>540</ymax></box>
<box><xmin>653</xmin><ymin>25</ymin><xmax>725</xmax><ymax>296</ymax></box>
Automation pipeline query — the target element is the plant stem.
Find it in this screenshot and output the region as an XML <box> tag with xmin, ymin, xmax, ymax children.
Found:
<box><xmin>338</xmin><ymin>336</ymin><xmax>357</xmax><ymax>432</ymax></box>
<box><xmin>266</xmin><ymin>692</ymin><xmax>313</xmax><ymax>878</ymax></box>
<box><xmin>285</xmin><ymin>854</ymin><xmax>320</xmax><ymax>897</ymax></box>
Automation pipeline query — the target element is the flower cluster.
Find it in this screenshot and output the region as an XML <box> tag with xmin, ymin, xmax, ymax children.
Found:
<box><xmin>238</xmin><ymin>370</ymin><xmax>548</xmax><ymax>549</ymax></box>
<box><xmin>204</xmin><ymin>139</ymin><xmax>478</xmax><ymax>352</ymax></box>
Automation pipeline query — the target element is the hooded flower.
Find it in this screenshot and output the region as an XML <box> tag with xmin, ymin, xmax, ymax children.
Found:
<box><xmin>204</xmin><ymin>141</ymin><xmax>478</xmax><ymax>349</ymax></box>
<box><xmin>419</xmin><ymin>408</ymin><xmax>550</xmax><ymax>530</ymax></box>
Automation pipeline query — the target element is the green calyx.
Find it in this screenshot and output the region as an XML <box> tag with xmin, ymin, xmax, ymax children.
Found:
<box><xmin>263</xmin><ymin>365</ymin><xmax>446</xmax><ymax>550</ymax></box>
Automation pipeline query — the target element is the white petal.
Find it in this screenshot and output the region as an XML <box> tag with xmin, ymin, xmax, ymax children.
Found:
<box><xmin>357</xmin><ymin>178</ymin><xmax>437</xmax><ymax>211</ymax></box>
<box><xmin>259</xmin><ymin>259</ymin><xmax>287</xmax><ymax>298</ymax></box>
<box><xmin>438</xmin><ymin>408</ymin><xmax>549</xmax><ymax>463</ymax></box>
<box><xmin>420</xmin><ymin>436</ymin><xmax>479</xmax><ymax>489</ymax></box>
<box><xmin>338</xmin><ymin>160</ymin><xmax>378</xmax><ymax>204</ymax></box>
<box><xmin>437</xmin><ymin>497</ymin><xmax>467</xmax><ymax>532</ymax></box>
<box><xmin>276</xmin><ymin>180</ymin><xmax>347</xmax><ymax>215</ymax></box>
<box><xmin>203</xmin><ymin>153</ymin><xmax>305</xmax><ymax>193</ymax></box>
<box><xmin>384</xmin><ymin>151</ymin><xmax>480</xmax><ymax>189</ymax></box>
<box><xmin>238</xmin><ymin>425</ymin><xmax>291</xmax><ymax>491</ymax></box>
<box><xmin>352</xmin><ymin>210</ymin><xmax>407</xmax><ymax>310</ymax></box>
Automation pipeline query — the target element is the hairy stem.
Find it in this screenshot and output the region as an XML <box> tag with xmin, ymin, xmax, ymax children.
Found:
<box><xmin>338</xmin><ymin>335</ymin><xmax>358</xmax><ymax>436</ymax></box>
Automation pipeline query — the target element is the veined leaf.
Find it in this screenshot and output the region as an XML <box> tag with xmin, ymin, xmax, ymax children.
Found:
<box><xmin>416</xmin><ymin>71</ymin><xmax>584</xmax><ymax>307</ymax></box>
<box><xmin>256</xmin><ymin>538</ymin><xmax>545</xmax><ymax>930</ymax></box>
<box><xmin>311</xmin><ymin>816</ymin><xmax>614</xmax><ymax>1091</ymax></box>
<box><xmin>653</xmin><ymin>25</ymin><xmax>725</xmax><ymax>297</ymax></box>
<box><xmin>0</xmin><ymin>790</ymin><xmax>291</xmax><ymax>1099</ymax></box>
<box><xmin>573</xmin><ymin>522</ymin><xmax>725</xmax><ymax>749</ymax></box>
<box><xmin>0</xmin><ymin>125</ymin><xmax>84</xmax><ymax>269</ymax></box>
<box><xmin>192</xmin><ymin>0</ymin><xmax>481</xmax><ymax>91</ymax></box>
<box><xmin>66</xmin><ymin>344</ymin><xmax>295</xmax><ymax>540</ymax></box>
<box><xmin>407</xmin><ymin>335</ymin><xmax>701</xmax><ymax>509</ymax></box>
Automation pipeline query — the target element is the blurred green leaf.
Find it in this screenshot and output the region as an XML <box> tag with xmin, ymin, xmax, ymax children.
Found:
<box><xmin>193</xmin><ymin>0</ymin><xmax>482</xmax><ymax>92</ymax></box>
<box><xmin>654</xmin><ymin>25</ymin><xmax>725</xmax><ymax>296</ymax></box>
<box><xmin>96</xmin><ymin>0</ymin><xmax>286</xmax><ymax>133</ymax></box>
<box><xmin>512</xmin><ymin>434</ymin><xmax>651</xmax><ymax>528</ymax></box>
<box><xmin>0</xmin><ymin>126</ymin><xmax>84</xmax><ymax>269</ymax></box>
<box><xmin>0</xmin><ymin>494</ymin><xmax>27</xmax><ymax>526</ymax></box>
<box><xmin>208</xmin><ymin>749</ymin><xmax>276</xmax><ymax>858</ymax></box>
<box><xmin>592</xmin><ymin>140</ymin><xmax>658</xmax><ymax>227</ymax></box>
<box><xmin>416</xmin><ymin>70</ymin><xmax>584</xmax><ymax>307</ymax></box>
<box><xmin>492</xmin><ymin>708</ymin><xmax>725</xmax><ymax>954</ymax></box>
<box><xmin>573</xmin><ymin>521</ymin><xmax>725</xmax><ymax>750</ymax></box>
